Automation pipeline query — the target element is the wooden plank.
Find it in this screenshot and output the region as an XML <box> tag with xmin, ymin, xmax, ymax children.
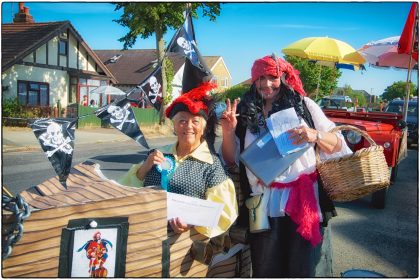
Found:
<box><xmin>3</xmin><ymin>256</ymin><xmax>59</xmax><ymax>277</ymax></box>
<box><xmin>37</xmin><ymin>178</ymin><xmax>66</xmax><ymax>195</ymax></box>
<box><xmin>3</xmin><ymin>188</ymin><xmax>167</xmax><ymax>277</ymax></box>
<box><xmin>16</xmin><ymin>214</ymin><xmax>166</xmax><ymax>247</ymax></box>
<box><xmin>26</xmin><ymin>192</ymin><xmax>165</xmax><ymax>220</ymax></box>
<box><xmin>126</xmin><ymin>265</ymin><xmax>161</xmax><ymax>277</ymax></box>
<box><xmin>205</xmin><ymin>245</ymin><xmax>252</xmax><ymax>278</ymax></box>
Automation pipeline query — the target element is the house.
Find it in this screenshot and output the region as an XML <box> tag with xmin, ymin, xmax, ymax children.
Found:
<box><xmin>204</xmin><ymin>56</ymin><xmax>232</xmax><ymax>92</ymax></box>
<box><xmin>1</xmin><ymin>3</ymin><xmax>116</xmax><ymax>115</ymax></box>
<box><xmin>236</xmin><ymin>78</ymin><xmax>252</xmax><ymax>86</ymax></box>
<box><xmin>353</xmin><ymin>89</ymin><xmax>375</xmax><ymax>102</ymax></box>
<box><xmin>94</xmin><ymin>49</ymin><xmax>232</xmax><ymax>106</ymax></box>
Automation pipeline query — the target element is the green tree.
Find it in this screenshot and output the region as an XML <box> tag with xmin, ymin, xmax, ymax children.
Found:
<box><xmin>224</xmin><ymin>84</ymin><xmax>249</xmax><ymax>101</ymax></box>
<box><xmin>164</xmin><ymin>58</ymin><xmax>174</xmax><ymax>105</ymax></box>
<box><xmin>349</xmin><ymin>92</ymin><xmax>367</xmax><ymax>107</ymax></box>
<box><xmin>114</xmin><ymin>3</ymin><xmax>221</xmax><ymax>124</ymax></box>
<box><xmin>382</xmin><ymin>81</ymin><xmax>418</xmax><ymax>101</ymax></box>
<box><xmin>284</xmin><ymin>55</ymin><xmax>341</xmax><ymax>100</ymax></box>
<box><xmin>343</xmin><ymin>84</ymin><xmax>353</xmax><ymax>96</ymax></box>
<box><xmin>334</xmin><ymin>85</ymin><xmax>368</xmax><ymax>107</ymax></box>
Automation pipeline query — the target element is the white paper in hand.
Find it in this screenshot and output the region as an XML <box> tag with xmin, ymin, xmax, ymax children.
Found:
<box><xmin>266</xmin><ymin>107</ymin><xmax>308</xmax><ymax>156</ymax></box>
<box><xmin>167</xmin><ymin>192</ymin><xmax>224</xmax><ymax>228</ymax></box>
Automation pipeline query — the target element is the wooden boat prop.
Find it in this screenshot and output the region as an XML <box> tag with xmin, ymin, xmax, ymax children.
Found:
<box><xmin>2</xmin><ymin>162</ymin><xmax>250</xmax><ymax>277</ymax></box>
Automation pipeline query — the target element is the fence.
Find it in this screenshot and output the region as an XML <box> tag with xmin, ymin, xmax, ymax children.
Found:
<box><xmin>77</xmin><ymin>105</ymin><xmax>159</xmax><ymax>128</ymax></box>
<box><xmin>2</xmin><ymin>104</ymin><xmax>160</xmax><ymax>128</ymax></box>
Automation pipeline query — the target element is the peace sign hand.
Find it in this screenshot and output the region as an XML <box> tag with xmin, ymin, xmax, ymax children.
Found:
<box><xmin>220</xmin><ymin>98</ymin><xmax>239</xmax><ymax>133</ymax></box>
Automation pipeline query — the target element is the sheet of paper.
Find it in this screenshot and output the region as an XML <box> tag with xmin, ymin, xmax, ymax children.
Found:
<box><xmin>167</xmin><ymin>192</ymin><xmax>224</xmax><ymax>228</ymax></box>
<box><xmin>266</xmin><ymin>107</ymin><xmax>308</xmax><ymax>156</ymax></box>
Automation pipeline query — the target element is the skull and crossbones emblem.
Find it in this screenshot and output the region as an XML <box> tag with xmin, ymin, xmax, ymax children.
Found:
<box><xmin>39</xmin><ymin>122</ymin><xmax>73</xmax><ymax>157</ymax></box>
<box><xmin>107</xmin><ymin>103</ymin><xmax>136</xmax><ymax>130</ymax></box>
<box><xmin>176</xmin><ymin>36</ymin><xmax>205</xmax><ymax>71</ymax></box>
<box><xmin>177</xmin><ymin>36</ymin><xmax>197</xmax><ymax>61</ymax></box>
<box><xmin>148</xmin><ymin>76</ymin><xmax>162</xmax><ymax>104</ymax></box>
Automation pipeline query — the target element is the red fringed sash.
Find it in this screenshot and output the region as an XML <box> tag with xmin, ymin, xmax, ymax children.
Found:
<box><xmin>266</xmin><ymin>171</ymin><xmax>322</xmax><ymax>246</ymax></box>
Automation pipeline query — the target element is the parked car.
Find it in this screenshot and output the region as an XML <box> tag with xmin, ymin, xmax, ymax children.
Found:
<box><xmin>331</xmin><ymin>95</ymin><xmax>352</xmax><ymax>103</ymax></box>
<box><xmin>318</xmin><ymin>97</ymin><xmax>348</xmax><ymax>111</ymax></box>
<box><xmin>384</xmin><ymin>99</ymin><xmax>418</xmax><ymax>147</ymax></box>
<box><xmin>322</xmin><ymin>108</ymin><xmax>407</xmax><ymax>209</ymax></box>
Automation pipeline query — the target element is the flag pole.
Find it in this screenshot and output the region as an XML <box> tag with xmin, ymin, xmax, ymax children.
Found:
<box><xmin>403</xmin><ymin>3</ymin><xmax>418</xmax><ymax>122</ymax></box>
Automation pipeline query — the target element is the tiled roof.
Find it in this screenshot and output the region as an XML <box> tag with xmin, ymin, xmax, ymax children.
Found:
<box><xmin>94</xmin><ymin>49</ymin><xmax>183</xmax><ymax>85</ymax></box>
<box><xmin>238</xmin><ymin>78</ymin><xmax>252</xmax><ymax>86</ymax></box>
<box><xmin>2</xmin><ymin>21</ymin><xmax>68</xmax><ymax>70</ymax></box>
<box><xmin>94</xmin><ymin>49</ymin><xmax>222</xmax><ymax>86</ymax></box>
<box><xmin>203</xmin><ymin>56</ymin><xmax>220</xmax><ymax>70</ymax></box>
<box><xmin>1</xmin><ymin>21</ymin><xmax>116</xmax><ymax>82</ymax></box>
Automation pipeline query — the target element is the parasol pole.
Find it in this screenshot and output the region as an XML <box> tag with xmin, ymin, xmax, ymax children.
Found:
<box><xmin>402</xmin><ymin>4</ymin><xmax>418</xmax><ymax>122</ymax></box>
<box><xmin>315</xmin><ymin>64</ymin><xmax>322</xmax><ymax>100</ymax></box>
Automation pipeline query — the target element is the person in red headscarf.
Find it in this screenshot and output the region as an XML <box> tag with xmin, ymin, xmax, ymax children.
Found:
<box><xmin>118</xmin><ymin>82</ymin><xmax>238</xmax><ymax>264</ymax></box>
<box><xmin>220</xmin><ymin>54</ymin><xmax>352</xmax><ymax>277</ymax></box>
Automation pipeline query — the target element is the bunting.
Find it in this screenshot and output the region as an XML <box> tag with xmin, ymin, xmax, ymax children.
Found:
<box><xmin>31</xmin><ymin>118</ymin><xmax>76</xmax><ymax>188</ymax></box>
<box><xmin>96</xmin><ymin>98</ymin><xmax>150</xmax><ymax>149</ymax></box>
<box><xmin>135</xmin><ymin>66</ymin><xmax>164</xmax><ymax>112</ymax></box>
<box><xmin>168</xmin><ymin>9</ymin><xmax>213</xmax><ymax>92</ymax></box>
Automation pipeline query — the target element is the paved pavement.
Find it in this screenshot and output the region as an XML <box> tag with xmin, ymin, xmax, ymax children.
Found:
<box><xmin>2</xmin><ymin>127</ymin><xmax>171</xmax><ymax>153</ymax></box>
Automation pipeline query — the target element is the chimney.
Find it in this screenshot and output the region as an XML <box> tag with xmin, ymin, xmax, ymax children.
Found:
<box><xmin>13</xmin><ymin>2</ymin><xmax>34</xmax><ymax>24</ymax></box>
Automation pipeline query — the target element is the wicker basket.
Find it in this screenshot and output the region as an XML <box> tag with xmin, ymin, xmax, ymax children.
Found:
<box><xmin>315</xmin><ymin>125</ymin><xmax>390</xmax><ymax>202</ymax></box>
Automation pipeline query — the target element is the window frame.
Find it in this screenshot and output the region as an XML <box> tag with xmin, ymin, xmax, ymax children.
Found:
<box><xmin>59</xmin><ymin>39</ymin><xmax>68</xmax><ymax>56</ymax></box>
<box><xmin>17</xmin><ymin>80</ymin><xmax>50</xmax><ymax>106</ymax></box>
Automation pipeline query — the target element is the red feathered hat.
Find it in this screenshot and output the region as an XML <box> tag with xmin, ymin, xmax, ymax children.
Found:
<box><xmin>251</xmin><ymin>55</ymin><xmax>306</xmax><ymax>96</ymax></box>
<box><xmin>165</xmin><ymin>82</ymin><xmax>217</xmax><ymax>119</ymax></box>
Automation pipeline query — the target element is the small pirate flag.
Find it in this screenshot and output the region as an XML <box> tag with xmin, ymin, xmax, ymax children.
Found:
<box><xmin>167</xmin><ymin>9</ymin><xmax>212</xmax><ymax>92</ymax></box>
<box><xmin>135</xmin><ymin>66</ymin><xmax>164</xmax><ymax>112</ymax></box>
<box><xmin>96</xmin><ymin>98</ymin><xmax>150</xmax><ymax>149</ymax></box>
<box><xmin>31</xmin><ymin>118</ymin><xmax>76</xmax><ymax>188</ymax></box>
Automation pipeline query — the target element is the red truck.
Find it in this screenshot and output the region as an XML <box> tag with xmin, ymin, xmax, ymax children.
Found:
<box><xmin>322</xmin><ymin>109</ymin><xmax>408</xmax><ymax>209</ymax></box>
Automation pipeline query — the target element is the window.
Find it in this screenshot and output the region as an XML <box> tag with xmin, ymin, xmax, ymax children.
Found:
<box><xmin>78</xmin><ymin>79</ymin><xmax>105</xmax><ymax>107</ymax></box>
<box><xmin>59</xmin><ymin>39</ymin><xmax>68</xmax><ymax>56</ymax></box>
<box><xmin>17</xmin><ymin>81</ymin><xmax>49</xmax><ymax>106</ymax></box>
<box><xmin>221</xmin><ymin>77</ymin><xmax>229</xmax><ymax>88</ymax></box>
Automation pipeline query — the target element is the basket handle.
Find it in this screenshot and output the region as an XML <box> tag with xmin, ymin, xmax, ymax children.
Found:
<box><xmin>315</xmin><ymin>125</ymin><xmax>377</xmax><ymax>164</ymax></box>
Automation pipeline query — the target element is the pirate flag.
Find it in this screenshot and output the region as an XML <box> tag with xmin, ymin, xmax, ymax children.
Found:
<box><xmin>96</xmin><ymin>98</ymin><xmax>150</xmax><ymax>149</ymax></box>
<box><xmin>31</xmin><ymin>118</ymin><xmax>76</xmax><ymax>188</ymax></box>
<box><xmin>135</xmin><ymin>66</ymin><xmax>164</xmax><ymax>112</ymax></box>
<box><xmin>167</xmin><ymin>9</ymin><xmax>212</xmax><ymax>92</ymax></box>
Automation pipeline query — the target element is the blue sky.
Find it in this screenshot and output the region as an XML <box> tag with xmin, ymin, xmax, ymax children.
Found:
<box><xmin>2</xmin><ymin>2</ymin><xmax>417</xmax><ymax>96</ymax></box>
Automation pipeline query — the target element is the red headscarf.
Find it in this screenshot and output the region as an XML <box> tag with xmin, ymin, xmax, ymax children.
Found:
<box><xmin>251</xmin><ymin>55</ymin><xmax>306</xmax><ymax>96</ymax></box>
<box><xmin>165</xmin><ymin>82</ymin><xmax>217</xmax><ymax>119</ymax></box>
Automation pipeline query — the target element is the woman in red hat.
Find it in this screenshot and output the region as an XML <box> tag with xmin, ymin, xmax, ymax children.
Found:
<box><xmin>220</xmin><ymin>54</ymin><xmax>352</xmax><ymax>277</ymax></box>
<box><xmin>119</xmin><ymin>82</ymin><xmax>238</xmax><ymax>263</ymax></box>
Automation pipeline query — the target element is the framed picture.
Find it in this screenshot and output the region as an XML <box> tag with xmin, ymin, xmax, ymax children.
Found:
<box><xmin>58</xmin><ymin>217</ymin><xmax>129</xmax><ymax>278</ymax></box>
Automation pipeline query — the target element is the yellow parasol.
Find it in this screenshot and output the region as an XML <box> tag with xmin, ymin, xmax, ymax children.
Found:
<box><xmin>282</xmin><ymin>36</ymin><xmax>365</xmax><ymax>66</ymax></box>
<box><xmin>282</xmin><ymin>37</ymin><xmax>365</xmax><ymax>99</ymax></box>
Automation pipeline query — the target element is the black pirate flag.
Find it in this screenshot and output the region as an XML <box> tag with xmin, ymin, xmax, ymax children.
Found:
<box><xmin>135</xmin><ymin>66</ymin><xmax>164</xmax><ymax>112</ymax></box>
<box><xmin>167</xmin><ymin>10</ymin><xmax>212</xmax><ymax>92</ymax></box>
<box><xmin>31</xmin><ymin>118</ymin><xmax>76</xmax><ymax>188</ymax></box>
<box><xmin>96</xmin><ymin>98</ymin><xmax>150</xmax><ymax>149</ymax></box>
